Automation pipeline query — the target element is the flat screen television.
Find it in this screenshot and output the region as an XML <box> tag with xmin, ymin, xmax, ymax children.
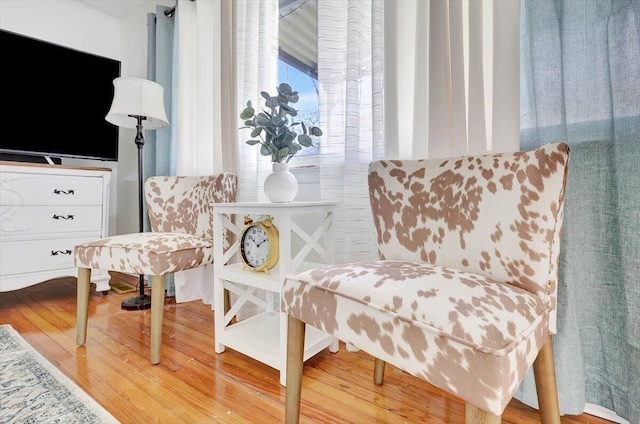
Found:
<box><xmin>0</xmin><ymin>29</ymin><xmax>121</xmax><ymax>162</ymax></box>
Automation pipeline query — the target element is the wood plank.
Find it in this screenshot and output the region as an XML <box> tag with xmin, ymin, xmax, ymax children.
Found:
<box><xmin>16</xmin><ymin>279</ymin><xmax>283</xmax><ymax>423</ymax></box>
<box><xmin>0</xmin><ymin>275</ymin><xmax>616</xmax><ymax>424</ymax></box>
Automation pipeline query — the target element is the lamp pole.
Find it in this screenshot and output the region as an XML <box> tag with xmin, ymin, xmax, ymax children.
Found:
<box><xmin>121</xmin><ymin>115</ymin><xmax>152</xmax><ymax>311</ymax></box>
<box><xmin>134</xmin><ymin>116</ymin><xmax>146</xmax><ymax>234</ymax></box>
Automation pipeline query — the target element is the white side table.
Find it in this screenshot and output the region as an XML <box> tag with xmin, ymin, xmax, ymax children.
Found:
<box><xmin>212</xmin><ymin>201</ymin><xmax>339</xmax><ymax>386</ymax></box>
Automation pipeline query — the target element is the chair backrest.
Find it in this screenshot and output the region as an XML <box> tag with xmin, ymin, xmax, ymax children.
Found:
<box><xmin>368</xmin><ymin>142</ymin><xmax>569</xmax><ymax>332</ymax></box>
<box><xmin>145</xmin><ymin>173</ymin><xmax>238</xmax><ymax>239</ymax></box>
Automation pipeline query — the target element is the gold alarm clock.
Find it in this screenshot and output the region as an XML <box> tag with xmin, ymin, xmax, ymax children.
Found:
<box><xmin>239</xmin><ymin>215</ymin><xmax>279</xmax><ymax>273</ymax></box>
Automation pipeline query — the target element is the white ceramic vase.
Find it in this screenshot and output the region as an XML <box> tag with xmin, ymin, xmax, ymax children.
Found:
<box><xmin>264</xmin><ymin>162</ymin><xmax>298</xmax><ymax>203</ymax></box>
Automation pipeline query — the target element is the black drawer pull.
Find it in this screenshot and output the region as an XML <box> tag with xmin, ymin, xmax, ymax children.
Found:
<box><xmin>51</xmin><ymin>250</ymin><xmax>72</xmax><ymax>256</ymax></box>
<box><xmin>53</xmin><ymin>189</ymin><xmax>75</xmax><ymax>195</ymax></box>
<box><xmin>52</xmin><ymin>214</ymin><xmax>74</xmax><ymax>220</ymax></box>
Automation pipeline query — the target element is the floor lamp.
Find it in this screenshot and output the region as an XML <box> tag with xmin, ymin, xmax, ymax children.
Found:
<box><xmin>105</xmin><ymin>77</ymin><xmax>169</xmax><ymax>310</ymax></box>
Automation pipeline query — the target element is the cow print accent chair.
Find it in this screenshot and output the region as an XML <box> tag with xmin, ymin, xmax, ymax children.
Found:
<box><xmin>282</xmin><ymin>143</ymin><xmax>569</xmax><ymax>423</ymax></box>
<box><xmin>74</xmin><ymin>173</ymin><xmax>237</xmax><ymax>364</ymax></box>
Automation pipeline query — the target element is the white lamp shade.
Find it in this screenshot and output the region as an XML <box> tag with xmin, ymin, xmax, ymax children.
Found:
<box><xmin>105</xmin><ymin>77</ymin><xmax>169</xmax><ymax>130</ymax></box>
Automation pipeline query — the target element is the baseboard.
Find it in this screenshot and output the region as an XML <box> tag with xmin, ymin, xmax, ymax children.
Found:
<box><xmin>584</xmin><ymin>403</ymin><xmax>629</xmax><ymax>423</ymax></box>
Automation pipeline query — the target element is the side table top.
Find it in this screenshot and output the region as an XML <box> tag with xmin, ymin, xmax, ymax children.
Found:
<box><xmin>212</xmin><ymin>201</ymin><xmax>337</xmax><ymax>211</ymax></box>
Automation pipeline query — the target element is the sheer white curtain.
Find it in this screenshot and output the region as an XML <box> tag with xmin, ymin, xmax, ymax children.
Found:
<box><xmin>384</xmin><ymin>0</ymin><xmax>520</xmax><ymax>159</ymax></box>
<box><xmin>317</xmin><ymin>0</ymin><xmax>518</xmax><ymax>263</ymax></box>
<box><xmin>226</xmin><ymin>0</ymin><xmax>278</xmax><ymax>319</ymax></box>
<box><xmin>318</xmin><ymin>0</ymin><xmax>384</xmax><ymax>263</ymax></box>
<box><xmin>235</xmin><ymin>0</ymin><xmax>279</xmax><ymax>202</ymax></box>
<box><xmin>174</xmin><ymin>0</ymin><xmax>236</xmax><ymax>176</ymax></box>
<box><xmin>171</xmin><ymin>0</ymin><xmax>237</xmax><ymax>304</ymax></box>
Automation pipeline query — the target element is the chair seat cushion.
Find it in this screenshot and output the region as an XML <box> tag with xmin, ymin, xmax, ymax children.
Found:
<box><xmin>74</xmin><ymin>232</ymin><xmax>212</xmax><ymax>276</ymax></box>
<box><xmin>282</xmin><ymin>260</ymin><xmax>551</xmax><ymax>414</ymax></box>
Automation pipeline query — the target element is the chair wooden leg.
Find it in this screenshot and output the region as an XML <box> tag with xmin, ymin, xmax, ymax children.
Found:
<box><xmin>465</xmin><ymin>403</ymin><xmax>501</xmax><ymax>424</ymax></box>
<box><xmin>285</xmin><ymin>315</ymin><xmax>306</xmax><ymax>424</ymax></box>
<box><xmin>150</xmin><ymin>275</ymin><xmax>166</xmax><ymax>365</ymax></box>
<box><xmin>76</xmin><ymin>268</ymin><xmax>91</xmax><ymax>345</ymax></box>
<box><xmin>374</xmin><ymin>358</ymin><xmax>386</xmax><ymax>385</ymax></box>
<box><xmin>533</xmin><ymin>335</ymin><xmax>561</xmax><ymax>424</ymax></box>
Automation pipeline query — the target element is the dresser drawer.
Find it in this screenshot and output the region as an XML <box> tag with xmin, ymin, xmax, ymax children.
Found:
<box><xmin>0</xmin><ymin>236</ymin><xmax>98</xmax><ymax>276</ymax></box>
<box><xmin>0</xmin><ymin>205</ymin><xmax>102</xmax><ymax>236</ymax></box>
<box><xmin>0</xmin><ymin>172</ymin><xmax>103</xmax><ymax>205</ymax></box>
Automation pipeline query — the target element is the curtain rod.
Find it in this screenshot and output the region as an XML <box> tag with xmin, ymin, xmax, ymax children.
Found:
<box><xmin>163</xmin><ymin>0</ymin><xmax>194</xmax><ymax>18</ymax></box>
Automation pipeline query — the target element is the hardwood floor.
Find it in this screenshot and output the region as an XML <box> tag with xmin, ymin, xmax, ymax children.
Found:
<box><xmin>0</xmin><ymin>274</ymin><xmax>612</xmax><ymax>424</ymax></box>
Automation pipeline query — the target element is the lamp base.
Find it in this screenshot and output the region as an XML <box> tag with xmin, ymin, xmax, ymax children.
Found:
<box><xmin>121</xmin><ymin>294</ymin><xmax>152</xmax><ymax>311</ymax></box>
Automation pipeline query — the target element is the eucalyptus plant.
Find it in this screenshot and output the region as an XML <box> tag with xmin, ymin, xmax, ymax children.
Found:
<box><xmin>240</xmin><ymin>83</ymin><xmax>322</xmax><ymax>163</ymax></box>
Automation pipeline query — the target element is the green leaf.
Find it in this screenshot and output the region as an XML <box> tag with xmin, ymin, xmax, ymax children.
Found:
<box><xmin>246</xmin><ymin>139</ymin><xmax>261</xmax><ymax>146</ymax></box>
<box><xmin>290</xmin><ymin>94</ymin><xmax>299</xmax><ymax>103</ymax></box>
<box><xmin>310</xmin><ymin>127</ymin><xmax>323</xmax><ymax>136</ymax></box>
<box><xmin>260</xmin><ymin>91</ymin><xmax>271</xmax><ymax>100</ymax></box>
<box><xmin>240</xmin><ymin>107</ymin><xmax>255</xmax><ymax>120</ymax></box>
<box><xmin>260</xmin><ymin>144</ymin><xmax>271</xmax><ymax>156</ymax></box>
<box><xmin>280</xmin><ymin>103</ymin><xmax>297</xmax><ymax>116</ymax></box>
<box><xmin>278</xmin><ymin>147</ymin><xmax>290</xmax><ymax>158</ymax></box>
<box><xmin>265</xmin><ymin>98</ymin><xmax>278</xmax><ymax>108</ymax></box>
<box><xmin>301</xmin><ymin>122</ymin><xmax>307</xmax><ymax>134</ymax></box>
<box><xmin>251</xmin><ymin>127</ymin><xmax>262</xmax><ymax>138</ymax></box>
<box><xmin>279</xmin><ymin>83</ymin><xmax>292</xmax><ymax>95</ymax></box>
<box><xmin>256</xmin><ymin>113</ymin><xmax>271</xmax><ymax>126</ymax></box>
<box><xmin>298</xmin><ymin>134</ymin><xmax>313</xmax><ymax>147</ymax></box>
<box><xmin>244</xmin><ymin>119</ymin><xmax>254</xmax><ymax>126</ymax></box>
<box><xmin>247</xmin><ymin>100</ymin><xmax>252</xmax><ymax>108</ymax></box>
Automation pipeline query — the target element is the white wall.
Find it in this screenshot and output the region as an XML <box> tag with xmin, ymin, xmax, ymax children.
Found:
<box><xmin>0</xmin><ymin>0</ymin><xmax>171</xmax><ymax>235</ymax></box>
<box><xmin>0</xmin><ymin>0</ymin><xmax>120</xmax><ymax>59</ymax></box>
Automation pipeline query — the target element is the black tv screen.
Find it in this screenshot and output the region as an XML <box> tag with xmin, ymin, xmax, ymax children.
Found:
<box><xmin>0</xmin><ymin>30</ymin><xmax>121</xmax><ymax>161</ymax></box>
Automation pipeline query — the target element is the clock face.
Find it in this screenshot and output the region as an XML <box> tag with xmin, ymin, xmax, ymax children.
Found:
<box><xmin>241</xmin><ymin>225</ymin><xmax>271</xmax><ymax>268</ymax></box>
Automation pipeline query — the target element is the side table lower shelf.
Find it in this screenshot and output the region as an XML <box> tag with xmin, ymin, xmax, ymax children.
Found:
<box><xmin>215</xmin><ymin>310</ymin><xmax>338</xmax><ymax>386</ymax></box>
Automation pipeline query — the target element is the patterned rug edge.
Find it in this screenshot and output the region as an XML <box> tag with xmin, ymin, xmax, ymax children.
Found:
<box><xmin>0</xmin><ymin>324</ymin><xmax>120</xmax><ymax>424</ymax></box>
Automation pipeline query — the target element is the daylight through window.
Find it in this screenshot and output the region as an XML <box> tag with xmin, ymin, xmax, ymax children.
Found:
<box><xmin>278</xmin><ymin>0</ymin><xmax>319</xmax><ymax>157</ymax></box>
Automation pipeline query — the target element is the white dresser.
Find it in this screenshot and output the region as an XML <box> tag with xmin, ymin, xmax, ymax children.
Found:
<box><xmin>0</xmin><ymin>162</ymin><xmax>111</xmax><ymax>293</ymax></box>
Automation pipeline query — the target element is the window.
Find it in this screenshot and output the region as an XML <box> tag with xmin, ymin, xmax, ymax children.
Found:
<box><xmin>278</xmin><ymin>0</ymin><xmax>319</xmax><ymax>157</ymax></box>
<box><xmin>278</xmin><ymin>59</ymin><xmax>319</xmax><ymax>156</ymax></box>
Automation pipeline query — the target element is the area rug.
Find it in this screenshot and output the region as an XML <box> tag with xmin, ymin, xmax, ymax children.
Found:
<box><xmin>0</xmin><ymin>324</ymin><xmax>119</xmax><ymax>423</ymax></box>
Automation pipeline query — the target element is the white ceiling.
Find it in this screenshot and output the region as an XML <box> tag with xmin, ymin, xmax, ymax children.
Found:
<box><xmin>80</xmin><ymin>0</ymin><xmax>149</xmax><ymax>18</ymax></box>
